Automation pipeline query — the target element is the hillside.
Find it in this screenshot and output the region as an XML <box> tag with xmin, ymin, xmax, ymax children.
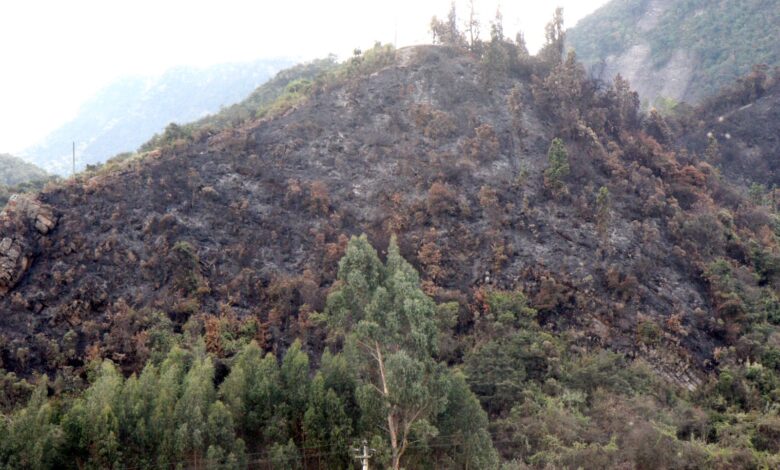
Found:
<box><xmin>568</xmin><ymin>0</ymin><xmax>780</xmax><ymax>104</ymax></box>
<box><xmin>0</xmin><ymin>154</ymin><xmax>48</xmax><ymax>186</ymax></box>
<box><xmin>0</xmin><ymin>37</ymin><xmax>779</xmax><ymax>468</ymax></box>
<box><xmin>23</xmin><ymin>58</ymin><xmax>292</xmax><ymax>175</ymax></box>
<box><xmin>674</xmin><ymin>66</ymin><xmax>780</xmax><ymax>191</ymax></box>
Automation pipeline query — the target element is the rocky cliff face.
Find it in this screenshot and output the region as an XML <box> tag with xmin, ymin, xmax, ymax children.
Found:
<box><xmin>593</xmin><ymin>42</ymin><xmax>697</xmax><ymax>105</ymax></box>
<box><xmin>581</xmin><ymin>0</ymin><xmax>698</xmax><ymax>104</ymax></box>
<box><xmin>568</xmin><ymin>0</ymin><xmax>780</xmax><ymax>105</ymax></box>
<box><xmin>0</xmin><ymin>45</ymin><xmax>774</xmax><ymax>391</ymax></box>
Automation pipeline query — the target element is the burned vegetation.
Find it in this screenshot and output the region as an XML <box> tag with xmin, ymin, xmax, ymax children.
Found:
<box><xmin>1</xmin><ymin>11</ymin><xmax>779</xmax><ymax>469</ymax></box>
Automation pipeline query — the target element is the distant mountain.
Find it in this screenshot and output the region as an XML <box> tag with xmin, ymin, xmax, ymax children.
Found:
<box><xmin>0</xmin><ymin>153</ymin><xmax>48</xmax><ymax>186</ymax></box>
<box><xmin>567</xmin><ymin>0</ymin><xmax>780</xmax><ymax>105</ymax></box>
<box><xmin>23</xmin><ymin>58</ymin><xmax>293</xmax><ymax>174</ymax></box>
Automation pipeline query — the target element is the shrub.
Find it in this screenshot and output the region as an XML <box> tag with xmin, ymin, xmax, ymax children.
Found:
<box><xmin>463</xmin><ymin>124</ymin><xmax>500</xmax><ymax>161</ymax></box>
<box><xmin>426</xmin><ymin>182</ymin><xmax>458</xmax><ymax>217</ymax></box>
<box><xmin>411</xmin><ymin>105</ymin><xmax>457</xmax><ymax>140</ymax></box>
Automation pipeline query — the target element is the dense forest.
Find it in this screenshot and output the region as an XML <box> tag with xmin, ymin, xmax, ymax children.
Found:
<box><xmin>1</xmin><ymin>5</ymin><xmax>779</xmax><ymax>469</ymax></box>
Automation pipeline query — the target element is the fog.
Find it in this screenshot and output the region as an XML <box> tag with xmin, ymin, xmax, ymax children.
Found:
<box><xmin>0</xmin><ymin>0</ymin><xmax>609</xmax><ymax>154</ymax></box>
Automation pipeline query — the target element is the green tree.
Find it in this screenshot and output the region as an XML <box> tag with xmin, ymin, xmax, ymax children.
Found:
<box><xmin>205</xmin><ymin>401</ymin><xmax>245</xmax><ymax>469</ymax></box>
<box><xmin>62</xmin><ymin>361</ymin><xmax>123</xmax><ymax>469</ymax></box>
<box><xmin>434</xmin><ymin>372</ymin><xmax>499</xmax><ymax>469</ymax></box>
<box><xmin>1</xmin><ymin>381</ymin><xmax>64</xmax><ymax>470</ymax></box>
<box><xmin>118</xmin><ymin>363</ymin><xmax>160</xmax><ymax>469</ymax></box>
<box><xmin>482</xmin><ymin>7</ymin><xmax>510</xmax><ymax>81</ymax></box>
<box><xmin>544</xmin><ymin>138</ymin><xmax>570</xmax><ymax>193</ymax></box>
<box><xmin>464</xmin><ymin>338</ymin><xmax>527</xmax><ymax>416</ymax></box>
<box><xmin>538</xmin><ymin>7</ymin><xmax>565</xmax><ymax>66</ymax></box>
<box><xmin>749</xmin><ymin>182</ymin><xmax>766</xmax><ymax>205</ymax></box>
<box><xmin>219</xmin><ymin>341</ymin><xmax>286</xmax><ymax>446</ymax></box>
<box><xmin>327</xmin><ymin>235</ymin><xmax>495</xmax><ymax>469</ymax></box>
<box><xmin>269</xmin><ymin>439</ymin><xmax>301</xmax><ymax>469</ymax></box>
<box><xmin>303</xmin><ymin>373</ymin><xmax>353</xmax><ymax>468</ymax></box>
<box><xmin>173</xmin><ymin>352</ymin><xmax>216</xmax><ymax>469</ymax></box>
<box><xmin>466</xmin><ymin>0</ymin><xmax>481</xmax><ymax>51</ymax></box>
<box><xmin>150</xmin><ymin>347</ymin><xmax>188</xmax><ymax>467</ymax></box>
<box><xmin>280</xmin><ymin>340</ymin><xmax>311</xmax><ymax>443</ymax></box>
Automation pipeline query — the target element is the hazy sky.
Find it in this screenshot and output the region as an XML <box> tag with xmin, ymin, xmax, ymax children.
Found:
<box><xmin>0</xmin><ymin>0</ymin><xmax>609</xmax><ymax>155</ymax></box>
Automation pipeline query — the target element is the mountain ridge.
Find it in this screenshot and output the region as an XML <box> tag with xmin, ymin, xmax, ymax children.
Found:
<box><xmin>0</xmin><ymin>39</ymin><xmax>779</xmax><ymax>468</ymax></box>
<box><xmin>23</xmin><ymin>58</ymin><xmax>293</xmax><ymax>174</ymax></box>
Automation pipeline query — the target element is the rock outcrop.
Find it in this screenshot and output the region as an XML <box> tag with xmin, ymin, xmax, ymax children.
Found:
<box><xmin>0</xmin><ymin>195</ymin><xmax>57</xmax><ymax>294</ymax></box>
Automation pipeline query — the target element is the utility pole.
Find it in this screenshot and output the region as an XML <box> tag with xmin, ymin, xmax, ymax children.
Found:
<box><xmin>72</xmin><ymin>141</ymin><xmax>75</xmax><ymax>176</ymax></box>
<box><xmin>352</xmin><ymin>439</ymin><xmax>375</xmax><ymax>470</ymax></box>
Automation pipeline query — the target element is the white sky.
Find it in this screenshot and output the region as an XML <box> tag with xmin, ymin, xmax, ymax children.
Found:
<box><xmin>0</xmin><ymin>0</ymin><xmax>609</xmax><ymax>155</ymax></box>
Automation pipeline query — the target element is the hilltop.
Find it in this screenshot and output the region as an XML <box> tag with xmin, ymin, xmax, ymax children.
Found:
<box><xmin>0</xmin><ymin>33</ymin><xmax>778</xmax><ymax>468</ymax></box>
<box><xmin>568</xmin><ymin>0</ymin><xmax>780</xmax><ymax>105</ymax></box>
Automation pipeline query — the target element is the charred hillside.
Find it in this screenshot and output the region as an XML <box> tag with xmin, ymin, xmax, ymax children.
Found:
<box><xmin>1</xmin><ymin>29</ymin><xmax>780</xmax><ymax>466</ymax></box>
<box><xmin>676</xmin><ymin>65</ymin><xmax>780</xmax><ymax>189</ymax></box>
<box><xmin>1</xmin><ymin>44</ymin><xmax>776</xmax><ymax>391</ymax></box>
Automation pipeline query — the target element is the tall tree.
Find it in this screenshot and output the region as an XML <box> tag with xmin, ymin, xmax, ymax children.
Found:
<box><xmin>544</xmin><ymin>138</ymin><xmax>571</xmax><ymax>194</ymax></box>
<box><xmin>219</xmin><ymin>341</ymin><xmax>286</xmax><ymax>446</ymax></box>
<box><xmin>280</xmin><ymin>340</ymin><xmax>311</xmax><ymax>443</ymax></box>
<box><xmin>2</xmin><ymin>381</ymin><xmax>64</xmax><ymax>469</ymax></box>
<box><xmin>490</xmin><ymin>7</ymin><xmax>503</xmax><ymax>42</ymax></box>
<box><xmin>326</xmin><ymin>235</ymin><xmax>495</xmax><ymax>469</ymax></box>
<box><xmin>430</xmin><ymin>2</ymin><xmax>465</xmax><ymax>47</ymax></box>
<box><xmin>62</xmin><ymin>361</ymin><xmax>123</xmax><ymax>469</ymax></box>
<box><xmin>535</xmin><ymin>7</ymin><xmax>566</xmax><ymax>68</ymax></box>
<box><xmin>173</xmin><ymin>352</ymin><xmax>216</xmax><ymax>469</ymax></box>
<box><xmin>434</xmin><ymin>372</ymin><xmax>499</xmax><ymax>469</ymax></box>
<box><xmin>466</xmin><ymin>0</ymin><xmax>481</xmax><ymax>51</ymax></box>
<box><xmin>150</xmin><ymin>347</ymin><xmax>187</xmax><ymax>468</ymax></box>
<box><xmin>303</xmin><ymin>373</ymin><xmax>353</xmax><ymax>468</ymax></box>
<box><xmin>545</xmin><ymin>7</ymin><xmax>565</xmax><ymax>60</ymax></box>
<box><xmin>327</xmin><ymin>235</ymin><xmax>443</xmax><ymax>469</ymax></box>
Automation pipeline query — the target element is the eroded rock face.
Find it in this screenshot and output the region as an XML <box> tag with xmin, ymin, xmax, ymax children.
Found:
<box><xmin>5</xmin><ymin>195</ymin><xmax>57</xmax><ymax>235</ymax></box>
<box><xmin>0</xmin><ymin>237</ymin><xmax>27</xmax><ymax>294</ymax></box>
<box><xmin>596</xmin><ymin>44</ymin><xmax>696</xmax><ymax>105</ymax></box>
<box><xmin>0</xmin><ymin>195</ymin><xmax>57</xmax><ymax>294</ymax></box>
